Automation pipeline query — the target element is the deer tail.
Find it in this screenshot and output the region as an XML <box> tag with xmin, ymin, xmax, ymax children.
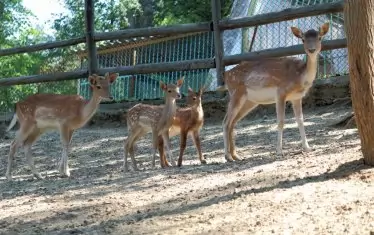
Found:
<box><xmin>6</xmin><ymin>113</ymin><xmax>18</xmax><ymax>132</ymax></box>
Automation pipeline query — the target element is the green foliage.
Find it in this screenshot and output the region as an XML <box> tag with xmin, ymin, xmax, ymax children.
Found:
<box><xmin>154</xmin><ymin>0</ymin><xmax>234</xmax><ymax>25</ymax></box>
<box><xmin>53</xmin><ymin>0</ymin><xmax>142</xmax><ymax>40</ymax></box>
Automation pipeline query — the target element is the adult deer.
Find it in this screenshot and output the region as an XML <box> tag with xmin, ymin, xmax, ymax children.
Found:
<box><xmin>5</xmin><ymin>73</ymin><xmax>118</xmax><ymax>180</ymax></box>
<box><xmin>217</xmin><ymin>23</ymin><xmax>329</xmax><ymax>161</ymax></box>
<box><xmin>124</xmin><ymin>77</ymin><xmax>184</xmax><ymax>171</ymax></box>
<box><xmin>158</xmin><ymin>86</ymin><xmax>206</xmax><ymax>167</ymax></box>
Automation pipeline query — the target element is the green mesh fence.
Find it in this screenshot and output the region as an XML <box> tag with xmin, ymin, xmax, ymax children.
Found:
<box><xmin>78</xmin><ymin>32</ymin><xmax>215</xmax><ymax>101</ymax></box>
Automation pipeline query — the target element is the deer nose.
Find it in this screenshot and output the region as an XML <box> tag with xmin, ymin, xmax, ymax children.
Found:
<box><xmin>176</xmin><ymin>93</ymin><xmax>181</xmax><ymax>99</ymax></box>
<box><xmin>308</xmin><ymin>49</ymin><xmax>316</xmax><ymax>53</ymax></box>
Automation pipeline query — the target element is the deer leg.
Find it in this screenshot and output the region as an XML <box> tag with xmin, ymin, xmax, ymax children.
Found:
<box><xmin>275</xmin><ymin>95</ymin><xmax>287</xmax><ymax>156</ymax></box>
<box><xmin>6</xmin><ymin>124</ymin><xmax>35</xmax><ymax>181</ymax></box>
<box><xmin>23</xmin><ymin>129</ymin><xmax>43</xmax><ymax>180</ymax></box>
<box><xmin>191</xmin><ymin>130</ymin><xmax>206</xmax><ymax>164</ymax></box>
<box><xmin>291</xmin><ymin>99</ymin><xmax>311</xmax><ymax>152</ymax></box>
<box><xmin>229</xmin><ymin>101</ymin><xmax>259</xmax><ymax>161</ymax></box>
<box><xmin>162</xmin><ymin>131</ymin><xmax>176</xmax><ymax>167</ymax></box>
<box><xmin>58</xmin><ymin>127</ymin><xmax>73</xmax><ymax>177</ymax></box>
<box><xmin>177</xmin><ymin>131</ymin><xmax>188</xmax><ymax>167</ymax></box>
<box><xmin>223</xmin><ymin>94</ymin><xmax>246</xmax><ymax>162</ymax></box>
<box><xmin>124</xmin><ymin>128</ymin><xmax>141</xmax><ymax>172</ymax></box>
<box><xmin>158</xmin><ymin>136</ymin><xmax>171</xmax><ymax>168</ymax></box>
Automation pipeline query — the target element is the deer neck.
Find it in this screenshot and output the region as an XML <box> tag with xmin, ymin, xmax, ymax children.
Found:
<box><xmin>193</xmin><ymin>102</ymin><xmax>204</xmax><ymax>120</ymax></box>
<box><xmin>162</xmin><ymin>98</ymin><xmax>177</xmax><ymax>120</ymax></box>
<box><xmin>82</xmin><ymin>92</ymin><xmax>101</xmax><ymax>122</ymax></box>
<box><xmin>303</xmin><ymin>53</ymin><xmax>318</xmax><ymax>85</ymax></box>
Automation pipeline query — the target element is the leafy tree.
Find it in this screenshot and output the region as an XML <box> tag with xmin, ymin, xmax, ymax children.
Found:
<box><xmin>154</xmin><ymin>0</ymin><xmax>234</xmax><ymax>25</ymax></box>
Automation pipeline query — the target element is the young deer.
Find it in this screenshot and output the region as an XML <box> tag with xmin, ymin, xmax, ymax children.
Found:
<box><xmin>124</xmin><ymin>78</ymin><xmax>184</xmax><ymax>171</ymax></box>
<box><xmin>157</xmin><ymin>87</ymin><xmax>206</xmax><ymax>167</ymax></box>
<box><xmin>5</xmin><ymin>73</ymin><xmax>118</xmax><ymax>180</ymax></box>
<box><xmin>217</xmin><ymin>23</ymin><xmax>330</xmax><ymax>161</ymax></box>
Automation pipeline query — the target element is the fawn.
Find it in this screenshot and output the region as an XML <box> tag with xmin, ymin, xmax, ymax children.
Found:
<box><xmin>217</xmin><ymin>23</ymin><xmax>330</xmax><ymax>161</ymax></box>
<box><xmin>5</xmin><ymin>73</ymin><xmax>118</xmax><ymax>180</ymax></box>
<box><xmin>158</xmin><ymin>86</ymin><xmax>206</xmax><ymax>167</ymax></box>
<box><xmin>124</xmin><ymin>77</ymin><xmax>184</xmax><ymax>171</ymax></box>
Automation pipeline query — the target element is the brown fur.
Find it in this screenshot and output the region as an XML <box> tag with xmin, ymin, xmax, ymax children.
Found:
<box><xmin>5</xmin><ymin>73</ymin><xmax>118</xmax><ymax>180</ymax></box>
<box><xmin>218</xmin><ymin>23</ymin><xmax>330</xmax><ymax>161</ymax></box>
<box><xmin>157</xmin><ymin>87</ymin><xmax>206</xmax><ymax>167</ymax></box>
<box><xmin>123</xmin><ymin>78</ymin><xmax>184</xmax><ymax>171</ymax></box>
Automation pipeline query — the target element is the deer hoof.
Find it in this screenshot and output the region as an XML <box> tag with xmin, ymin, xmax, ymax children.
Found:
<box><xmin>5</xmin><ymin>173</ymin><xmax>12</xmax><ymax>181</ymax></box>
<box><xmin>303</xmin><ymin>146</ymin><xmax>313</xmax><ymax>152</ymax></box>
<box><xmin>201</xmin><ymin>159</ymin><xmax>207</xmax><ymax>164</ymax></box>
<box><xmin>225</xmin><ymin>155</ymin><xmax>234</xmax><ymax>162</ymax></box>
<box><xmin>232</xmin><ymin>154</ymin><xmax>242</xmax><ymax>161</ymax></box>
<box><xmin>276</xmin><ymin>150</ymin><xmax>283</xmax><ymax>157</ymax></box>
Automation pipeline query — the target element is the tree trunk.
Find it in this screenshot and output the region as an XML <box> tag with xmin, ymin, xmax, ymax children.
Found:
<box><xmin>344</xmin><ymin>0</ymin><xmax>374</xmax><ymax>166</ymax></box>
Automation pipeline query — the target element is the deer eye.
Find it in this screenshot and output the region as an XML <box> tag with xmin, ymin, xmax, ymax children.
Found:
<box><xmin>193</xmin><ymin>97</ymin><xmax>197</xmax><ymax>100</ymax></box>
<box><xmin>318</xmin><ymin>37</ymin><xmax>322</xmax><ymax>41</ymax></box>
<box><xmin>168</xmin><ymin>90</ymin><xmax>171</xmax><ymax>93</ymax></box>
<box><xmin>96</xmin><ymin>86</ymin><xmax>102</xmax><ymax>89</ymax></box>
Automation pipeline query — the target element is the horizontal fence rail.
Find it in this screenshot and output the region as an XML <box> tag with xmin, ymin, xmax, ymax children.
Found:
<box><xmin>219</xmin><ymin>1</ymin><xmax>344</xmax><ymax>30</ymax></box>
<box><xmin>0</xmin><ymin>37</ymin><xmax>86</xmax><ymax>57</ymax></box>
<box><xmin>0</xmin><ymin>39</ymin><xmax>346</xmax><ymax>86</ymax></box>
<box><xmin>95</xmin><ymin>22</ymin><xmax>212</xmax><ymax>42</ymax></box>
<box><xmin>0</xmin><ymin>70</ymin><xmax>88</xmax><ymax>86</ymax></box>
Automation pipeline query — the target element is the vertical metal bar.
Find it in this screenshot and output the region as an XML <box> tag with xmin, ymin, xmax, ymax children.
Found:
<box><xmin>211</xmin><ymin>0</ymin><xmax>225</xmax><ymax>86</ymax></box>
<box><xmin>84</xmin><ymin>0</ymin><xmax>98</xmax><ymax>75</ymax></box>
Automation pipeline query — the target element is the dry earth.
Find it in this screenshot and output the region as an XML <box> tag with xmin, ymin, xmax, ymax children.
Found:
<box><xmin>0</xmin><ymin>103</ymin><xmax>373</xmax><ymax>235</ymax></box>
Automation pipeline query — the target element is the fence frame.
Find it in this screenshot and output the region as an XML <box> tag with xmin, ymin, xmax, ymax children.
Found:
<box><xmin>0</xmin><ymin>1</ymin><xmax>346</xmax><ymax>87</ymax></box>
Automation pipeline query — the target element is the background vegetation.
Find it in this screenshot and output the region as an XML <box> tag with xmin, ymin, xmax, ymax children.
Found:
<box><xmin>0</xmin><ymin>0</ymin><xmax>234</xmax><ymax>111</ymax></box>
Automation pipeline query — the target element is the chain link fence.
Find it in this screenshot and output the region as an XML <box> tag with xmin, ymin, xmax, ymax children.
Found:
<box><xmin>209</xmin><ymin>0</ymin><xmax>347</xmax><ymax>89</ymax></box>
<box><xmin>78</xmin><ymin>32</ymin><xmax>215</xmax><ymax>101</ymax></box>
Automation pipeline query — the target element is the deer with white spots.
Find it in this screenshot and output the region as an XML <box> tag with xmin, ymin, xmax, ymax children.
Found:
<box><xmin>5</xmin><ymin>73</ymin><xmax>118</xmax><ymax>180</ymax></box>
<box><xmin>124</xmin><ymin>77</ymin><xmax>184</xmax><ymax>171</ymax></box>
<box><xmin>217</xmin><ymin>23</ymin><xmax>330</xmax><ymax>161</ymax></box>
<box><xmin>157</xmin><ymin>86</ymin><xmax>206</xmax><ymax>168</ymax></box>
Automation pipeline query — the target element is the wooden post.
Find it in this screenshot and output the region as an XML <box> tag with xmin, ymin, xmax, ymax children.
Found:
<box><xmin>211</xmin><ymin>0</ymin><xmax>225</xmax><ymax>86</ymax></box>
<box><xmin>84</xmin><ymin>0</ymin><xmax>98</xmax><ymax>75</ymax></box>
<box><xmin>344</xmin><ymin>0</ymin><xmax>374</xmax><ymax>166</ymax></box>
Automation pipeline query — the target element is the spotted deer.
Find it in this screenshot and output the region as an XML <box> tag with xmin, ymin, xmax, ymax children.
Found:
<box><xmin>217</xmin><ymin>23</ymin><xmax>330</xmax><ymax>161</ymax></box>
<box><xmin>124</xmin><ymin>77</ymin><xmax>184</xmax><ymax>171</ymax></box>
<box><xmin>5</xmin><ymin>73</ymin><xmax>118</xmax><ymax>180</ymax></box>
<box><xmin>158</xmin><ymin>86</ymin><xmax>206</xmax><ymax>167</ymax></box>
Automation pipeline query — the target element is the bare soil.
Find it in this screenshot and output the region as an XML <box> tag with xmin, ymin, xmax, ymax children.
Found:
<box><xmin>0</xmin><ymin>103</ymin><xmax>373</xmax><ymax>235</ymax></box>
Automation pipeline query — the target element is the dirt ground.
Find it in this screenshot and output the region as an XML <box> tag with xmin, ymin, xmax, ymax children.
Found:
<box><xmin>0</xmin><ymin>103</ymin><xmax>373</xmax><ymax>235</ymax></box>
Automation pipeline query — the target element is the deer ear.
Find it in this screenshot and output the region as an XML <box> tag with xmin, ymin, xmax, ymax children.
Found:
<box><xmin>89</xmin><ymin>75</ymin><xmax>97</xmax><ymax>85</ymax></box>
<box><xmin>291</xmin><ymin>26</ymin><xmax>303</xmax><ymax>39</ymax></box>
<box><xmin>177</xmin><ymin>76</ymin><xmax>185</xmax><ymax>87</ymax></box>
<box><xmin>159</xmin><ymin>81</ymin><xmax>167</xmax><ymax>91</ymax></box>
<box><xmin>319</xmin><ymin>22</ymin><xmax>329</xmax><ymax>37</ymax></box>
<box><xmin>188</xmin><ymin>86</ymin><xmax>194</xmax><ymax>93</ymax></box>
<box><xmin>108</xmin><ymin>72</ymin><xmax>119</xmax><ymax>84</ymax></box>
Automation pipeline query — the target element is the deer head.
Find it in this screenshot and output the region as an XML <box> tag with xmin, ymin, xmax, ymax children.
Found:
<box><xmin>186</xmin><ymin>86</ymin><xmax>206</xmax><ymax>107</ymax></box>
<box><xmin>159</xmin><ymin>77</ymin><xmax>184</xmax><ymax>100</ymax></box>
<box><xmin>291</xmin><ymin>22</ymin><xmax>330</xmax><ymax>55</ymax></box>
<box><xmin>89</xmin><ymin>72</ymin><xmax>118</xmax><ymax>101</ymax></box>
